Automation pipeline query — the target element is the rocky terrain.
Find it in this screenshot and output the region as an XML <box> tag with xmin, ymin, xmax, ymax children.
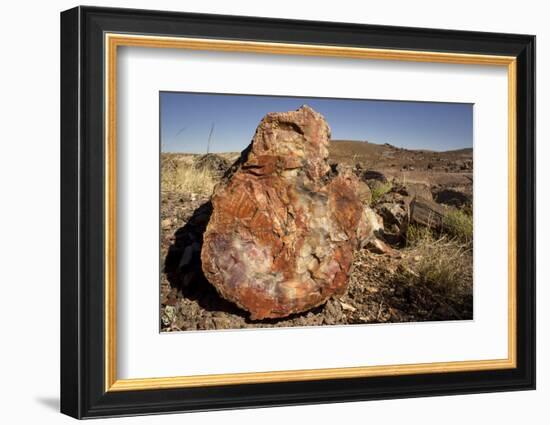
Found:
<box><xmin>160</xmin><ymin>113</ymin><xmax>473</xmax><ymax>332</ymax></box>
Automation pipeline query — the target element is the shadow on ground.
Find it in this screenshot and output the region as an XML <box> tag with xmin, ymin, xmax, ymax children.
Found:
<box><xmin>163</xmin><ymin>200</ymin><xmax>324</xmax><ymax>325</ymax></box>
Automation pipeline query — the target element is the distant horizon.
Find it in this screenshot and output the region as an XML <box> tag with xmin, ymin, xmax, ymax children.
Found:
<box><xmin>161</xmin><ymin>138</ymin><xmax>474</xmax><ymax>155</ymax></box>
<box><xmin>160</xmin><ymin>92</ymin><xmax>473</xmax><ymax>154</ymax></box>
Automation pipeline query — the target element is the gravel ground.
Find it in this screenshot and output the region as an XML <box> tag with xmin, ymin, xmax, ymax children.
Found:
<box><xmin>160</xmin><ymin>191</ymin><xmax>472</xmax><ymax>332</ymax></box>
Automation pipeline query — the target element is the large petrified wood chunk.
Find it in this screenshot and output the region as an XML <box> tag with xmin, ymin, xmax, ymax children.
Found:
<box><xmin>201</xmin><ymin>106</ymin><xmax>377</xmax><ymax>320</ymax></box>
<box><xmin>409</xmin><ymin>197</ymin><xmax>447</xmax><ymax>230</ymax></box>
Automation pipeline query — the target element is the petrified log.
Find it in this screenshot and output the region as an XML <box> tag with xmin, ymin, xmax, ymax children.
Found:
<box><xmin>403</xmin><ymin>183</ymin><xmax>433</xmax><ymax>202</ymax></box>
<box><xmin>201</xmin><ymin>105</ymin><xmax>377</xmax><ymax>320</ymax></box>
<box><xmin>409</xmin><ymin>197</ymin><xmax>447</xmax><ymax>230</ymax></box>
<box><xmin>361</xmin><ymin>170</ymin><xmax>388</xmax><ymax>184</ymax></box>
<box><xmin>433</xmin><ymin>187</ymin><xmax>472</xmax><ymax>209</ymax></box>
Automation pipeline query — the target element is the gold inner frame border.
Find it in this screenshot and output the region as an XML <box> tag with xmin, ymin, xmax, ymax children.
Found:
<box><xmin>104</xmin><ymin>33</ymin><xmax>517</xmax><ymax>392</ymax></box>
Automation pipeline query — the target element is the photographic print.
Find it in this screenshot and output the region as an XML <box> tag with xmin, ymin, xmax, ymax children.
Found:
<box><xmin>160</xmin><ymin>93</ymin><xmax>474</xmax><ymax>332</ymax></box>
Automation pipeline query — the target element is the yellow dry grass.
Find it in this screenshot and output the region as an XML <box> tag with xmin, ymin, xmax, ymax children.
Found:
<box><xmin>404</xmin><ymin>225</ymin><xmax>472</xmax><ymax>295</ymax></box>
<box><xmin>161</xmin><ymin>157</ymin><xmax>217</xmax><ymax>195</ymax></box>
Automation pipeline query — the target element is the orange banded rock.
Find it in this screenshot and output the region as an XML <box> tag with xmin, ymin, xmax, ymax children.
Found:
<box><xmin>201</xmin><ymin>106</ymin><xmax>377</xmax><ymax>319</ymax></box>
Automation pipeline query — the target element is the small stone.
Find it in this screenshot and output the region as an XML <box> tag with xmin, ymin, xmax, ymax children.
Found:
<box><xmin>366</xmin><ymin>238</ymin><xmax>397</xmax><ymax>256</ymax></box>
<box><xmin>161</xmin><ymin>305</ymin><xmax>176</xmax><ymax>326</ymax></box>
<box><xmin>340</xmin><ymin>302</ymin><xmax>356</xmax><ymax>312</ymax></box>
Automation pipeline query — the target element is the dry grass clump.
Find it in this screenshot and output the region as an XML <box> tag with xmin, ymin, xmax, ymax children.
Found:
<box><xmin>161</xmin><ymin>156</ymin><xmax>217</xmax><ymax>195</ymax></box>
<box><xmin>401</xmin><ymin>225</ymin><xmax>473</xmax><ymax>314</ymax></box>
<box><xmin>405</xmin><ymin>223</ymin><xmax>433</xmax><ymax>245</ymax></box>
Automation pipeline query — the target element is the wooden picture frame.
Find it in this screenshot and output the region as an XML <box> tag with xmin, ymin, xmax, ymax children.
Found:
<box><xmin>60</xmin><ymin>5</ymin><xmax>535</xmax><ymax>419</ymax></box>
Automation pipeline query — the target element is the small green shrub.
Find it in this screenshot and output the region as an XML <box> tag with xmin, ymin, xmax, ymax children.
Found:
<box><xmin>370</xmin><ymin>182</ymin><xmax>393</xmax><ymax>206</ymax></box>
<box><xmin>443</xmin><ymin>209</ymin><xmax>473</xmax><ymax>246</ymax></box>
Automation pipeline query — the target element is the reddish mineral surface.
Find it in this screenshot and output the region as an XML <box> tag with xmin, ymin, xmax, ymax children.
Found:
<box><xmin>201</xmin><ymin>106</ymin><xmax>377</xmax><ymax>319</ymax></box>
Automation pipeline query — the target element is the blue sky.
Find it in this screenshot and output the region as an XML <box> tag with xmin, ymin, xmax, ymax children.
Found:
<box><xmin>160</xmin><ymin>92</ymin><xmax>473</xmax><ymax>153</ymax></box>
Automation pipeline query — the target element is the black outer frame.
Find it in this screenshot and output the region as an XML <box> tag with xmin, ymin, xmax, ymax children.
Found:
<box><xmin>60</xmin><ymin>5</ymin><xmax>536</xmax><ymax>419</ymax></box>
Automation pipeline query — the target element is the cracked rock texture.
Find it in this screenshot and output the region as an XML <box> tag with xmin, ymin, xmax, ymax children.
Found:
<box><xmin>201</xmin><ymin>106</ymin><xmax>378</xmax><ymax>319</ymax></box>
